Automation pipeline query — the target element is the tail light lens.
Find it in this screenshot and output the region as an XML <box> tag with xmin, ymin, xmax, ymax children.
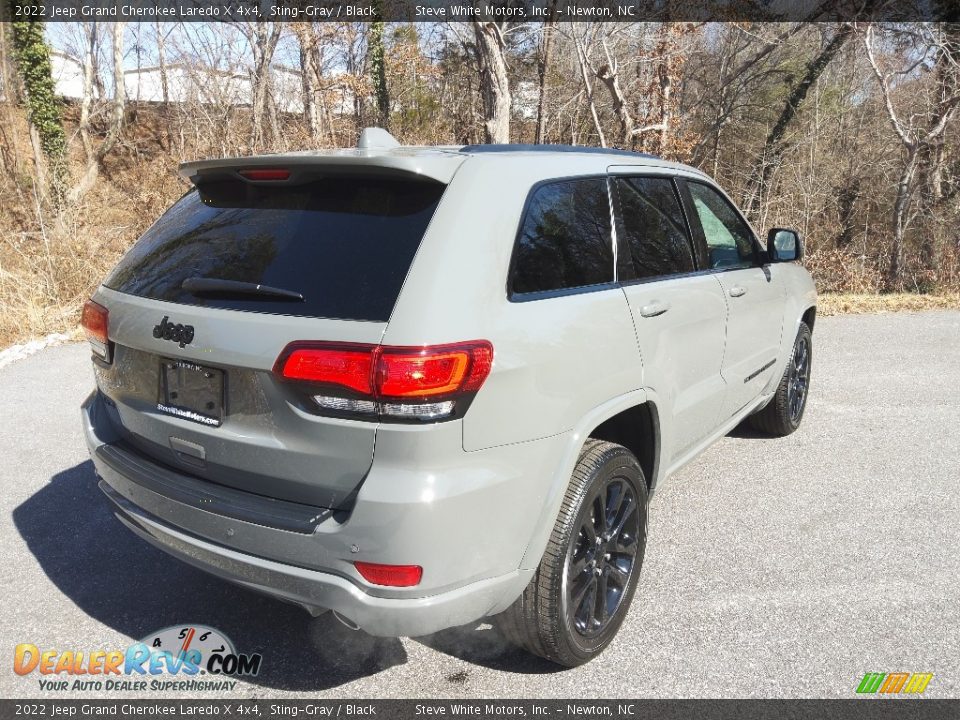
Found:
<box><xmin>81</xmin><ymin>299</ymin><xmax>111</xmax><ymax>362</ymax></box>
<box><xmin>377</xmin><ymin>344</ymin><xmax>492</xmax><ymax>397</ymax></box>
<box><xmin>280</xmin><ymin>344</ymin><xmax>374</xmax><ymax>395</ymax></box>
<box><xmin>354</xmin><ymin>562</ymin><xmax>422</xmax><ymax>587</ymax></box>
<box><xmin>274</xmin><ymin>340</ymin><xmax>493</xmax><ymax>422</ymax></box>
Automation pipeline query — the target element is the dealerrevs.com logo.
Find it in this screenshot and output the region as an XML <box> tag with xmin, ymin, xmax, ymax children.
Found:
<box><xmin>13</xmin><ymin>625</ymin><xmax>262</xmax><ymax>692</ymax></box>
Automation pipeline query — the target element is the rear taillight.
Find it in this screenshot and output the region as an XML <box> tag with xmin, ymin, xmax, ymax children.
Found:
<box><xmin>354</xmin><ymin>562</ymin><xmax>422</xmax><ymax>587</ymax></box>
<box><xmin>81</xmin><ymin>299</ymin><xmax>111</xmax><ymax>362</ymax></box>
<box><xmin>274</xmin><ymin>340</ymin><xmax>493</xmax><ymax>422</ymax></box>
<box><xmin>280</xmin><ymin>344</ymin><xmax>375</xmax><ymax>395</ymax></box>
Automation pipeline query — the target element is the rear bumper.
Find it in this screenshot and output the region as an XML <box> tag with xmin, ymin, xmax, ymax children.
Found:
<box><xmin>82</xmin><ymin>390</ymin><xmax>559</xmax><ymax>636</ymax></box>
<box><xmin>100</xmin><ymin>480</ymin><xmax>530</xmax><ymax>637</ymax></box>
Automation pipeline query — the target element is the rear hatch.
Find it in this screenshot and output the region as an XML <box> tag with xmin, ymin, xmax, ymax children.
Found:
<box><xmin>90</xmin><ymin>159</ymin><xmax>456</xmax><ymax>510</ymax></box>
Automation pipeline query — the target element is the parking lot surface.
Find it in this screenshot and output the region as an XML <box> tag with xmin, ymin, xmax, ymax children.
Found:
<box><xmin>2</xmin><ymin>311</ymin><xmax>958</xmax><ymax>698</ymax></box>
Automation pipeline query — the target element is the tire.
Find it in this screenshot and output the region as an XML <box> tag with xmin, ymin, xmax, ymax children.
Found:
<box><xmin>749</xmin><ymin>321</ymin><xmax>812</xmax><ymax>437</ymax></box>
<box><xmin>496</xmin><ymin>439</ymin><xmax>648</xmax><ymax>667</ymax></box>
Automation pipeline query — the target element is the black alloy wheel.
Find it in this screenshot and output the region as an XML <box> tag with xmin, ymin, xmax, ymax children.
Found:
<box><xmin>565</xmin><ymin>476</ymin><xmax>642</xmax><ymax>638</ymax></box>
<box><xmin>495</xmin><ymin>439</ymin><xmax>648</xmax><ymax>667</ymax></box>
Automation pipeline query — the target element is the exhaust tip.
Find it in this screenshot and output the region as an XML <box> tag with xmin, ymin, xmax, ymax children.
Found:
<box><xmin>332</xmin><ymin>611</ymin><xmax>361</xmax><ymax>631</ymax></box>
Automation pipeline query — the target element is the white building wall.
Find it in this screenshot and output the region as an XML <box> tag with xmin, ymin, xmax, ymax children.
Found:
<box><xmin>51</xmin><ymin>52</ymin><xmax>87</xmax><ymax>100</ymax></box>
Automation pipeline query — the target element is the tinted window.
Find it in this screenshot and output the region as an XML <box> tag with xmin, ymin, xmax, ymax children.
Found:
<box><xmin>511</xmin><ymin>178</ymin><xmax>614</xmax><ymax>295</ymax></box>
<box><xmin>615</xmin><ymin>177</ymin><xmax>694</xmax><ymax>280</ymax></box>
<box><xmin>104</xmin><ymin>177</ymin><xmax>445</xmax><ymax>322</ymax></box>
<box><xmin>687</xmin><ymin>182</ymin><xmax>756</xmax><ymax>269</ymax></box>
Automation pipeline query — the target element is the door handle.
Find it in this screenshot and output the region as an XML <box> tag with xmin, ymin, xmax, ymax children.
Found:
<box><xmin>638</xmin><ymin>300</ymin><xmax>670</xmax><ymax>318</ymax></box>
<box><xmin>729</xmin><ymin>286</ymin><xmax>747</xmax><ymax>298</ymax></box>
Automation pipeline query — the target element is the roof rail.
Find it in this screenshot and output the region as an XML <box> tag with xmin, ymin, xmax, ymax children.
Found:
<box><xmin>459</xmin><ymin>144</ymin><xmax>660</xmax><ymax>160</ymax></box>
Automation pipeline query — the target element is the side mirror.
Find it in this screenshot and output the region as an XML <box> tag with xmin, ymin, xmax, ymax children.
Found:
<box><xmin>767</xmin><ymin>228</ymin><xmax>802</xmax><ymax>263</ymax></box>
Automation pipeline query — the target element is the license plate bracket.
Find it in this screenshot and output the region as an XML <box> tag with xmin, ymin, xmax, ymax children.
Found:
<box><xmin>158</xmin><ymin>360</ymin><xmax>225</xmax><ymax>427</ymax></box>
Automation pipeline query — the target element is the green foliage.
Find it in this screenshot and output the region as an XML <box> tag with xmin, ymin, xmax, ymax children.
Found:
<box><xmin>9</xmin><ymin>4</ymin><xmax>67</xmax><ymax>203</ymax></box>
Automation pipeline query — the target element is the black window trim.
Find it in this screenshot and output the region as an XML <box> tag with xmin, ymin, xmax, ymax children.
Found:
<box><xmin>609</xmin><ymin>172</ymin><xmax>703</xmax><ymax>288</ymax></box>
<box><xmin>507</xmin><ymin>174</ymin><xmax>620</xmax><ymax>303</ymax></box>
<box><xmin>679</xmin><ymin>177</ymin><xmax>768</xmax><ymax>274</ymax></box>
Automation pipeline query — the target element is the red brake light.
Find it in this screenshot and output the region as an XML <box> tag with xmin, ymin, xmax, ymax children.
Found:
<box><xmin>273</xmin><ymin>340</ymin><xmax>494</xmax><ymax>421</ymax></box>
<box><xmin>354</xmin><ymin>562</ymin><xmax>422</xmax><ymax>587</ymax></box>
<box><xmin>277</xmin><ymin>344</ymin><xmax>374</xmax><ymax>395</ymax></box>
<box><xmin>239</xmin><ymin>169</ymin><xmax>290</xmax><ymax>181</ymax></box>
<box><xmin>81</xmin><ymin>299</ymin><xmax>110</xmax><ymax>360</ymax></box>
<box><xmin>377</xmin><ymin>342</ymin><xmax>493</xmax><ymax>398</ymax></box>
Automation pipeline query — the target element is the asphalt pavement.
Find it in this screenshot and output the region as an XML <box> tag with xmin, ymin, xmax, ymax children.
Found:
<box><xmin>2</xmin><ymin>311</ymin><xmax>958</xmax><ymax>699</ymax></box>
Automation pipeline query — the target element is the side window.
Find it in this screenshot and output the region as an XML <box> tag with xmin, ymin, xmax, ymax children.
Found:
<box><xmin>687</xmin><ymin>182</ymin><xmax>756</xmax><ymax>269</ymax></box>
<box><xmin>614</xmin><ymin>176</ymin><xmax>695</xmax><ymax>280</ymax></box>
<box><xmin>511</xmin><ymin>178</ymin><xmax>614</xmax><ymax>295</ymax></box>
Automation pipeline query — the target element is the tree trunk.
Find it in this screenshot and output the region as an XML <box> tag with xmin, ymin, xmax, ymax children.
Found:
<box><xmin>248</xmin><ymin>22</ymin><xmax>281</xmax><ymax>150</ymax></box>
<box><xmin>886</xmin><ymin>148</ymin><xmax>919</xmax><ymax>291</ymax></box>
<box><xmin>78</xmin><ymin>22</ymin><xmax>96</xmax><ymax>160</ymax></box>
<box><xmin>594</xmin><ymin>57</ymin><xmax>631</xmax><ymax>147</ymax></box>
<box><xmin>298</xmin><ymin>35</ymin><xmax>319</xmax><ymax>143</ymax></box>
<box><xmin>573</xmin><ymin>35</ymin><xmax>607</xmax><ymax>148</ymax></box>
<box><xmin>10</xmin><ymin>8</ymin><xmax>68</xmax><ymax>205</ymax></box>
<box><xmin>656</xmin><ymin>51</ymin><xmax>673</xmax><ymax>154</ymax></box>
<box><xmin>472</xmin><ymin>16</ymin><xmax>510</xmax><ymax>143</ymax></box>
<box><xmin>369</xmin><ymin>3</ymin><xmax>390</xmax><ymax>130</ymax></box>
<box><xmin>534</xmin><ymin>1</ymin><xmax>557</xmax><ymax>144</ymax></box>
<box><xmin>69</xmin><ymin>22</ymin><xmax>126</xmax><ymax>203</ymax></box>
<box><xmin>155</xmin><ymin>21</ymin><xmax>169</xmax><ymax>105</ymax></box>
<box><xmin>0</xmin><ymin>21</ymin><xmax>10</xmax><ymax>103</ymax></box>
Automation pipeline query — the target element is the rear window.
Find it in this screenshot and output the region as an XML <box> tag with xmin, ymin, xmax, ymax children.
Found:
<box><xmin>104</xmin><ymin>176</ymin><xmax>446</xmax><ymax>322</ymax></box>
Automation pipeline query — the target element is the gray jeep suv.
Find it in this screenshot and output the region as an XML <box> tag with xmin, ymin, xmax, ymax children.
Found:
<box><xmin>81</xmin><ymin>129</ymin><xmax>816</xmax><ymax>666</ymax></box>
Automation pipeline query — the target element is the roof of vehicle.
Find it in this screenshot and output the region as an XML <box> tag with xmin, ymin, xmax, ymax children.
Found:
<box><xmin>178</xmin><ymin>128</ymin><xmax>707</xmax><ymax>186</ymax></box>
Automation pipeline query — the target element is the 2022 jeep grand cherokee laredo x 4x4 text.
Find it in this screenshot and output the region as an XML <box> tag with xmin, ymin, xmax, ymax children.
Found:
<box><xmin>81</xmin><ymin>129</ymin><xmax>816</xmax><ymax>667</ymax></box>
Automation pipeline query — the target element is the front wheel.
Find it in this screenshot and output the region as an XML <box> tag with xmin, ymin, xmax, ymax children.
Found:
<box><xmin>495</xmin><ymin>439</ymin><xmax>648</xmax><ymax>667</ymax></box>
<box><xmin>750</xmin><ymin>321</ymin><xmax>812</xmax><ymax>436</ymax></box>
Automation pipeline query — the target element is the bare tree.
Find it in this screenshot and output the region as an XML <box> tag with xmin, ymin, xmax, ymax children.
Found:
<box><xmin>863</xmin><ymin>23</ymin><xmax>960</xmax><ymax>290</ymax></box>
<box><xmin>570</xmin><ymin>25</ymin><xmax>608</xmax><ymax>147</ymax></box>
<box><xmin>70</xmin><ymin>22</ymin><xmax>126</xmax><ymax>203</ymax></box>
<box><xmin>155</xmin><ymin>21</ymin><xmax>172</xmax><ymax>106</ymax></box>
<box><xmin>240</xmin><ymin>20</ymin><xmax>282</xmax><ymax>150</ymax></box>
<box><xmin>472</xmin><ymin>12</ymin><xmax>511</xmax><ymax>143</ymax></box>
<box><xmin>534</xmin><ymin>1</ymin><xmax>557</xmax><ymax>144</ymax></box>
<box><xmin>293</xmin><ymin>23</ymin><xmax>321</xmax><ymax>144</ymax></box>
<box><xmin>741</xmin><ymin>24</ymin><xmax>854</xmax><ymax>217</ymax></box>
<box><xmin>0</xmin><ymin>21</ymin><xmax>10</xmax><ymax>104</ymax></box>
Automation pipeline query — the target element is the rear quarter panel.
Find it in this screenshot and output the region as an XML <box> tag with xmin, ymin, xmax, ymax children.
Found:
<box><xmin>382</xmin><ymin>155</ymin><xmax>643</xmax><ymax>451</ymax></box>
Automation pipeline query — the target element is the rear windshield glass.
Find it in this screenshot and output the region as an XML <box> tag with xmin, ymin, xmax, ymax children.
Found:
<box><xmin>104</xmin><ymin>176</ymin><xmax>446</xmax><ymax>322</ymax></box>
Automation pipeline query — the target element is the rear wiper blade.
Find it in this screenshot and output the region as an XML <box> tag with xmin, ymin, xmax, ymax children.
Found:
<box><xmin>181</xmin><ymin>277</ymin><xmax>304</xmax><ymax>302</ymax></box>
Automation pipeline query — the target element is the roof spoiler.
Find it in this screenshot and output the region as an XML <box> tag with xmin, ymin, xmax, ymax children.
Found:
<box><xmin>178</xmin><ymin>136</ymin><xmax>464</xmax><ymax>185</ymax></box>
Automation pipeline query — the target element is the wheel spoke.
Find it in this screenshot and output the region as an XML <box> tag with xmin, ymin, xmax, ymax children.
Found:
<box><xmin>581</xmin><ymin>518</ymin><xmax>596</xmax><ymax>546</ymax></box>
<box><xmin>592</xmin><ymin>494</ymin><xmax>605</xmax><ymax>535</ymax></box>
<box><xmin>572</xmin><ymin>573</ymin><xmax>595</xmax><ymax>611</ymax></box>
<box><xmin>595</xmin><ymin>570</ymin><xmax>609</xmax><ymax>625</ymax></box>
<box><xmin>569</xmin><ymin>553</ymin><xmax>588</xmax><ymax>580</ymax></box>
<box><xmin>614</xmin><ymin>529</ymin><xmax>637</xmax><ymax>551</ymax></box>
<box><xmin>606</xmin><ymin>554</ymin><xmax>632</xmax><ymax>585</ymax></box>
<box><xmin>609</xmin><ymin>492</ymin><xmax>635</xmax><ymax>539</ymax></box>
<box><xmin>605</xmin><ymin>480</ymin><xmax>625</xmax><ymax>533</ymax></box>
<box><xmin>575</xmin><ymin>577</ymin><xmax>598</xmax><ymax>629</ymax></box>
